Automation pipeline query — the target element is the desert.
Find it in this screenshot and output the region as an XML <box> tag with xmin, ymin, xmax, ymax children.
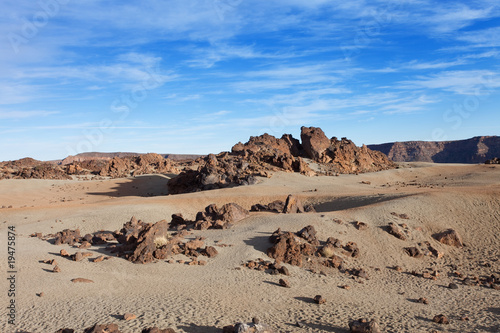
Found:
<box><xmin>1</xmin><ymin>127</ymin><xmax>499</xmax><ymax>333</ymax></box>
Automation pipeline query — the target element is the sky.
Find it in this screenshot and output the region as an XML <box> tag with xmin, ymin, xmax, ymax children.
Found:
<box><xmin>1</xmin><ymin>0</ymin><xmax>500</xmax><ymax>161</ymax></box>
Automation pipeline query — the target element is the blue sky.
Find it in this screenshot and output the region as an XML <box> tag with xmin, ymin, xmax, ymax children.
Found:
<box><xmin>1</xmin><ymin>0</ymin><xmax>500</xmax><ymax>161</ymax></box>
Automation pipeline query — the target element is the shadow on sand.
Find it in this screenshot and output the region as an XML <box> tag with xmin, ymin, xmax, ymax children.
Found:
<box><xmin>86</xmin><ymin>174</ymin><xmax>177</xmax><ymax>197</ymax></box>
<box><xmin>243</xmin><ymin>233</ymin><xmax>273</xmax><ymax>253</ymax></box>
<box><xmin>314</xmin><ymin>193</ymin><xmax>415</xmax><ymax>212</ymax></box>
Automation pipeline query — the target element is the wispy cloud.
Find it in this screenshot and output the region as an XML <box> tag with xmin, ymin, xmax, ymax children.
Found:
<box><xmin>0</xmin><ymin>110</ymin><xmax>59</xmax><ymax>120</ymax></box>
<box><xmin>398</xmin><ymin>70</ymin><xmax>500</xmax><ymax>95</ymax></box>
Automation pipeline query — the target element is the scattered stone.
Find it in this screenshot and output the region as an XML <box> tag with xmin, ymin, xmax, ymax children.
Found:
<box><xmin>405</xmin><ymin>247</ymin><xmax>423</xmax><ymax>258</ymax></box>
<box><xmin>60</xmin><ymin>249</ymin><xmax>70</xmax><ymax>257</ymax></box>
<box><xmin>314</xmin><ymin>295</ymin><xmax>326</xmax><ymax>304</ymax></box>
<box><xmin>433</xmin><ymin>229</ymin><xmax>463</xmax><ymax>248</ymax></box>
<box><xmin>432</xmin><ymin>314</ymin><xmax>449</xmax><ymax>324</ymax></box>
<box><xmin>355</xmin><ymin>221</ymin><xmax>368</xmax><ymax>230</ymax></box>
<box><xmin>460</xmin><ymin>316</ymin><xmax>469</xmax><ymax>321</ymax></box>
<box><xmin>42</xmin><ymin>259</ymin><xmax>57</xmax><ymax>265</ymax></box>
<box><xmin>342</xmin><ymin>285</ymin><xmax>351</xmax><ymax>290</ymax></box>
<box><xmin>83</xmin><ymin>323</ymin><xmax>121</xmax><ymax>333</ymax></box>
<box><xmin>123</xmin><ymin>313</ymin><xmax>136</xmax><ymax>321</ymax></box>
<box><xmin>394</xmin><ymin>266</ymin><xmax>403</xmax><ymax>272</ymax></box>
<box><xmin>203</xmin><ymin>246</ymin><xmax>218</xmax><ymax>258</ymax></box>
<box><xmin>279</xmin><ymin>278</ymin><xmax>291</xmax><ymax>288</ymax></box>
<box><xmin>448</xmin><ymin>283</ymin><xmax>459</xmax><ymax>290</ymax></box>
<box><xmin>387</xmin><ymin>223</ymin><xmax>406</xmax><ymax>240</ymax></box>
<box><xmin>418</xmin><ymin>297</ymin><xmax>428</xmax><ymax>304</ymax></box>
<box><xmin>54</xmin><ymin>229</ymin><xmax>82</xmax><ymax>246</ymax></box>
<box><xmin>56</xmin><ymin>329</ymin><xmax>75</xmax><ymax>333</ymax></box>
<box><xmin>38</xmin><ymin>292</ymin><xmax>45</xmax><ymax>297</ymax></box>
<box><xmin>53</xmin><ymin>265</ymin><xmax>61</xmax><ymax>273</ymax></box>
<box><xmin>79</xmin><ymin>241</ymin><xmax>91</xmax><ymax>249</ymax></box>
<box><xmin>283</xmin><ymin>194</ymin><xmax>304</xmax><ymax>214</ymax></box>
<box><xmin>71</xmin><ymin>278</ymin><xmax>94</xmax><ymax>283</ymax></box>
<box><xmin>73</xmin><ymin>252</ymin><xmax>92</xmax><ymax>262</ymax></box>
<box><xmin>93</xmin><ymin>256</ymin><xmax>106</xmax><ymax>263</ymax></box>
<box><xmin>348</xmin><ymin>318</ymin><xmax>381</xmax><ymax>333</ymax></box>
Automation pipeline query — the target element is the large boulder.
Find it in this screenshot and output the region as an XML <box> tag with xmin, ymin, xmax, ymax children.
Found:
<box><xmin>433</xmin><ymin>229</ymin><xmax>463</xmax><ymax>247</ymax></box>
<box><xmin>301</xmin><ymin>126</ymin><xmax>331</xmax><ymax>161</ymax></box>
<box><xmin>126</xmin><ymin>220</ymin><xmax>170</xmax><ymax>263</ymax></box>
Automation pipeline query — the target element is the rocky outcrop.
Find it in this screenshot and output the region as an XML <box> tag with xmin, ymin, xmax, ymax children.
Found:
<box><xmin>168</xmin><ymin>132</ymin><xmax>316</xmax><ymax>194</ymax></box>
<box><xmin>486</xmin><ymin>157</ymin><xmax>500</xmax><ymax>164</ymax></box>
<box><xmin>169</xmin><ymin>203</ymin><xmax>249</xmax><ymax>231</ymax></box>
<box><xmin>0</xmin><ymin>158</ymin><xmax>71</xmax><ymax>180</ymax></box>
<box><xmin>300</xmin><ymin>127</ymin><xmax>395</xmax><ymax>174</ymax></box>
<box><xmin>368</xmin><ymin>136</ymin><xmax>500</xmax><ymax>163</ymax></box>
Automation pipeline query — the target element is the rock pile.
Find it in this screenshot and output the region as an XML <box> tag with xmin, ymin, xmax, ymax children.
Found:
<box><xmin>251</xmin><ymin>195</ymin><xmax>315</xmax><ymax>214</ymax></box>
<box><xmin>265</xmin><ymin>225</ymin><xmax>364</xmax><ymax>278</ymax></box>
<box><xmin>169</xmin><ymin>203</ymin><xmax>249</xmax><ymax>230</ymax></box>
<box><xmin>168</xmin><ymin>127</ymin><xmax>395</xmax><ymax>194</ymax></box>
<box><xmin>0</xmin><ymin>158</ymin><xmax>71</xmax><ymax>180</ymax></box>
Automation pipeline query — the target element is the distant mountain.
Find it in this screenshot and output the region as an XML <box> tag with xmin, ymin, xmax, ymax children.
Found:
<box><xmin>58</xmin><ymin>152</ymin><xmax>203</xmax><ymax>165</ymax></box>
<box><xmin>368</xmin><ymin>136</ymin><xmax>500</xmax><ymax>163</ymax></box>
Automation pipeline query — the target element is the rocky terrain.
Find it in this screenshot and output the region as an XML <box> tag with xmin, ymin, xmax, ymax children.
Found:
<box><xmin>368</xmin><ymin>135</ymin><xmax>500</xmax><ymax>163</ymax></box>
<box><xmin>1</xmin><ymin>127</ymin><xmax>395</xmax><ymax>191</ymax></box>
<box><xmin>0</xmin><ymin>128</ymin><xmax>499</xmax><ymax>333</ymax></box>
<box><xmin>167</xmin><ymin>127</ymin><xmax>395</xmax><ymax>194</ymax></box>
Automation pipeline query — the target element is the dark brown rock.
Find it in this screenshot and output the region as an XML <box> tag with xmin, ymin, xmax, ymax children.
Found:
<box><xmin>279</xmin><ymin>278</ymin><xmax>291</xmax><ymax>288</ymax></box>
<box><xmin>54</xmin><ymin>229</ymin><xmax>81</xmax><ymax>246</ymax></box>
<box><xmin>349</xmin><ymin>318</ymin><xmax>381</xmax><ymax>333</ymax></box>
<box><xmin>56</xmin><ymin>329</ymin><xmax>75</xmax><ymax>333</ymax></box>
<box><xmin>387</xmin><ymin>223</ymin><xmax>406</xmax><ymax>240</ymax></box>
<box><xmin>433</xmin><ymin>229</ymin><xmax>463</xmax><ymax>247</ymax></box>
<box><xmin>314</xmin><ymin>295</ymin><xmax>326</xmax><ymax>304</ymax></box>
<box><xmin>405</xmin><ymin>247</ymin><xmax>423</xmax><ymax>258</ymax></box>
<box><xmin>283</xmin><ymin>195</ymin><xmax>304</xmax><ymax>214</ymax></box>
<box><xmin>203</xmin><ymin>246</ymin><xmax>218</xmax><ymax>258</ymax></box>
<box><xmin>301</xmin><ymin>126</ymin><xmax>331</xmax><ymax>161</ymax></box>
<box><xmin>126</xmin><ymin>220</ymin><xmax>170</xmax><ymax>263</ymax></box>
<box><xmin>432</xmin><ymin>314</ymin><xmax>449</xmax><ymax>324</ymax></box>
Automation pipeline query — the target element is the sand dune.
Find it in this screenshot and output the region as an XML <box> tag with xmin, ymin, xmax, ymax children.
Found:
<box><xmin>0</xmin><ymin>163</ymin><xmax>499</xmax><ymax>332</ymax></box>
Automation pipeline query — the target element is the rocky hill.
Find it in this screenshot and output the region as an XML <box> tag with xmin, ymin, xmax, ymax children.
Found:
<box><xmin>59</xmin><ymin>152</ymin><xmax>202</xmax><ymax>165</ymax></box>
<box><xmin>368</xmin><ymin>136</ymin><xmax>500</xmax><ymax>163</ymax></box>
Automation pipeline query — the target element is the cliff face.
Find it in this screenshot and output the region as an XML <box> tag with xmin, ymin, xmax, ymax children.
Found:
<box><xmin>368</xmin><ymin>136</ymin><xmax>500</xmax><ymax>163</ymax></box>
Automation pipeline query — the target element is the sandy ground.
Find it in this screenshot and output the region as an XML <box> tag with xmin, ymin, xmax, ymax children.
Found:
<box><xmin>0</xmin><ymin>162</ymin><xmax>499</xmax><ymax>333</ymax></box>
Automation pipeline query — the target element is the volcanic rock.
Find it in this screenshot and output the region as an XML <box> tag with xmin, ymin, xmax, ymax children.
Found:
<box><xmin>432</xmin><ymin>314</ymin><xmax>449</xmax><ymax>324</ymax></box>
<box><xmin>54</xmin><ymin>229</ymin><xmax>81</xmax><ymax>246</ymax></box>
<box><xmin>300</xmin><ymin>126</ymin><xmax>331</xmax><ymax>161</ymax></box>
<box><xmin>314</xmin><ymin>295</ymin><xmax>326</xmax><ymax>304</ymax></box>
<box><xmin>433</xmin><ymin>229</ymin><xmax>463</xmax><ymax>247</ymax></box>
<box><xmin>279</xmin><ymin>278</ymin><xmax>291</xmax><ymax>288</ymax></box>
<box><xmin>283</xmin><ymin>195</ymin><xmax>304</xmax><ymax>214</ymax></box>
<box><xmin>348</xmin><ymin>318</ymin><xmax>381</xmax><ymax>333</ymax></box>
<box><xmin>56</xmin><ymin>329</ymin><xmax>74</xmax><ymax>333</ymax></box>
<box><xmin>387</xmin><ymin>223</ymin><xmax>406</xmax><ymax>241</ymax></box>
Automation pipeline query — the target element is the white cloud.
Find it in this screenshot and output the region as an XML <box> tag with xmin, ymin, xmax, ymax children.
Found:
<box><xmin>0</xmin><ymin>110</ymin><xmax>58</xmax><ymax>120</ymax></box>
<box><xmin>398</xmin><ymin>70</ymin><xmax>500</xmax><ymax>95</ymax></box>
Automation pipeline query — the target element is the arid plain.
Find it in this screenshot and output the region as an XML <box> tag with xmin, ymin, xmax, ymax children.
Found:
<box><xmin>1</xmin><ymin>160</ymin><xmax>499</xmax><ymax>333</ymax></box>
